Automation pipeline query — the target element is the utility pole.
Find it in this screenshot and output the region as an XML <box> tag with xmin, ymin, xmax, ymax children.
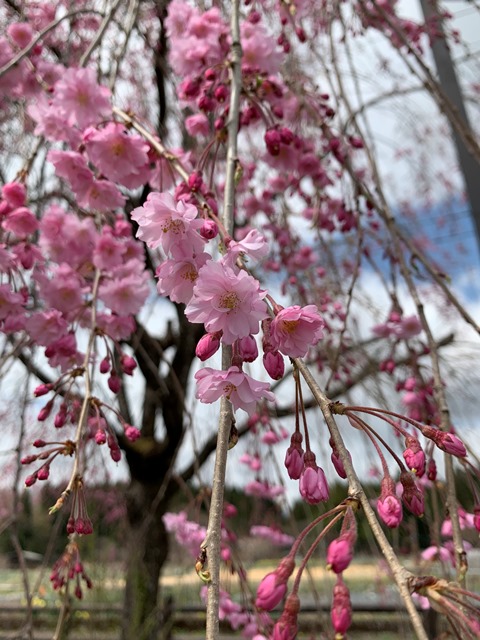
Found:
<box><xmin>420</xmin><ymin>0</ymin><xmax>480</xmax><ymax>252</ymax></box>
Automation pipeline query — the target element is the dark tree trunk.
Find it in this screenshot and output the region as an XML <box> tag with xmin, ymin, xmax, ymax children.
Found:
<box><xmin>122</xmin><ymin>478</ymin><xmax>170</xmax><ymax>640</ymax></box>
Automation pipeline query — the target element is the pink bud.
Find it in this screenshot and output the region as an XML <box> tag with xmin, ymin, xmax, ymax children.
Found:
<box><xmin>54</xmin><ymin>405</ymin><xmax>68</xmax><ymax>429</ymax></box>
<box><xmin>66</xmin><ymin>516</ymin><xmax>75</xmax><ymax>535</ymax></box>
<box><xmin>237</xmin><ymin>335</ymin><xmax>258</xmax><ymax>362</ymax></box>
<box><xmin>400</xmin><ymin>471</ymin><xmax>424</xmax><ymax>517</ymax></box>
<box><xmin>299</xmin><ymin>452</ymin><xmax>329</xmax><ymax>504</ymax></box>
<box><xmin>284</xmin><ymin>432</ymin><xmax>304</xmax><ymax>480</ymax></box>
<box><xmin>99</xmin><ymin>357</ymin><xmax>110</xmax><ymax>374</ymax></box>
<box><xmin>125</xmin><ymin>425</ymin><xmax>141</xmax><ymax>441</ymax></box>
<box><xmin>195</xmin><ymin>332</ymin><xmax>221</xmax><ymax>361</ymax></box>
<box><xmin>34</xmin><ymin>383</ymin><xmax>53</xmax><ymax>397</ymax></box>
<box><xmin>255</xmin><ymin>557</ymin><xmax>295</xmax><ymax>611</ymax></box>
<box><xmin>25</xmin><ymin>474</ymin><xmax>37</xmax><ymax>487</ymax></box>
<box><xmin>255</xmin><ymin>572</ymin><xmax>287</xmax><ymax>611</ymax></box>
<box><xmin>21</xmin><ymin>455</ymin><xmax>38</xmax><ymax>465</ymax></box>
<box><xmin>474</xmin><ymin>508</ymin><xmax>480</xmax><ymax>533</ymax></box>
<box><xmin>33</xmin><ymin>439</ymin><xmax>46</xmax><ymax>448</ymax></box>
<box><xmin>110</xmin><ymin>447</ymin><xmax>121</xmax><ymax>462</ymax></box>
<box><xmin>187</xmin><ymin>171</ymin><xmax>203</xmax><ymax>191</ymax></box>
<box><xmin>263</xmin><ymin>350</ymin><xmax>285</xmax><ymax>380</ymax></box>
<box><xmin>37</xmin><ymin>465</ymin><xmax>50</xmax><ymax>481</ymax></box>
<box><xmin>37</xmin><ymin>400</ymin><xmax>53</xmax><ymax>421</ymax></box>
<box><xmin>327</xmin><ymin>537</ymin><xmax>354</xmax><ymax>574</ymax></box>
<box><xmin>271</xmin><ymin>593</ymin><xmax>300</xmax><ymax>640</ymax></box>
<box><xmin>2</xmin><ymin>182</ymin><xmax>26</xmax><ymax>208</ymax></box>
<box><xmin>331</xmin><ymin>576</ymin><xmax>352</xmax><ymax>636</ymax></box>
<box><xmin>427</xmin><ymin>458</ymin><xmax>437</xmax><ymax>481</ymax></box>
<box><xmin>265</xmin><ymin>128</ymin><xmax>282</xmax><ymax>155</ymax></box>
<box><xmin>121</xmin><ymin>355</ymin><xmax>137</xmax><ymax>376</ymax></box>
<box><xmin>95</xmin><ymin>430</ymin><xmax>106</xmax><ymax>445</ymax></box>
<box><xmin>377</xmin><ymin>477</ymin><xmax>403</xmax><ymax>528</ymax></box>
<box><xmin>403</xmin><ymin>436</ymin><xmax>425</xmax><ymax>477</ymax></box>
<box><xmin>108</xmin><ymin>373</ymin><xmax>121</xmax><ymax>393</ymax></box>
<box><xmin>199</xmin><ymin>219</ymin><xmax>218</xmax><ymax>239</ymax></box>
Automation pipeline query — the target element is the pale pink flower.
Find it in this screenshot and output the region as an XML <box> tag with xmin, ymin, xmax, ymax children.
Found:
<box><xmin>96</xmin><ymin>313</ymin><xmax>136</xmax><ymax>340</ymax></box>
<box><xmin>98</xmin><ymin>271</ymin><xmax>150</xmax><ymax>316</ymax></box>
<box><xmin>8</xmin><ymin>22</ymin><xmax>33</xmax><ymax>48</ymax></box>
<box><xmin>194</xmin><ymin>365</ymin><xmax>274</xmax><ymax>414</ymax></box>
<box><xmin>28</xmin><ymin>95</ymin><xmax>81</xmax><ymax>146</ymax></box>
<box><xmin>226</xmin><ymin>228</ymin><xmax>269</xmax><ymax>264</ymax></box>
<box><xmin>25</xmin><ymin>310</ymin><xmax>68</xmax><ymax>346</ymax></box>
<box><xmin>156</xmin><ymin>252</ymin><xmax>210</xmax><ymax>304</ymax></box>
<box><xmin>241</xmin><ymin>21</ymin><xmax>283</xmax><ymax>75</ymax></box>
<box><xmin>250</xmin><ymin>526</ymin><xmax>294</xmax><ymax>547</ymax></box>
<box><xmin>270</xmin><ymin>304</ymin><xmax>324</xmax><ymax>358</ymax></box>
<box><xmin>92</xmin><ymin>228</ymin><xmax>126</xmax><ymax>271</ymax></box>
<box><xmin>0</xmin><ymin>284</ymin><xmax>24</xmax><ymax>320</ymax></box>
<box><xmin>77</xmin><ymin>178</ymin><xmax>126</xmax><ymax>212</ymax></box>
<box><xmin>45</xmin><ymin>332</ymin><xmax>83</xmax><ymax>371</ymax></box>
<box><xmin>36</xmin><ymin>264</ymin><xmax>84</xmax><ymax>316</ymax></box>
<box><xmin>186</xmin><ymin>261</ymin><xmax>268</xmax><ymax>344</ymax></box>
<box><xmin>48</xmin><ymin>150</ymin><xmax>94</xmax><ymax>197</ymax></box>
<box><xmin>395</xmin><ymin>315</ymin><xmax>422</xmax><ymax>339</ymax></box>
<box><xmin>131</xmin><ymin>191</ymin><xmax>205</xmax><ymax>257</ymax></box>
<box><xmin>2</xmin><ymin>182</ymin><xmax>26</xmax><ymax>208</ymax></box>
<box><xmin>2</xmin><ymin>207</ymin><xmax>38</xmax><ymax>238</ymax></box>
<box><xmin>84</xmin><ymin>123</ymin><xmax>150</xmax><ymax>189</ymax></box>
<box><xmin>245</xmin><ymin>480</ymin><xmax>285</xmax><ymax>499</ymax></box>
<box><xmin>53</xmin><ymin>67</ymin><xmax>111</xmax><ymax>129</ymax></box>
<box><xmin>185</xmin><ymin>113</ymin><xmax>210</xmax><ymax>137</ymax></box>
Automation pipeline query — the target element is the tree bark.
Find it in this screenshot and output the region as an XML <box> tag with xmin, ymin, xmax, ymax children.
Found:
<box><xmin>122</xmin><ymin>478</ymin><xmax>170</xmax><ymax>640</ymax></box>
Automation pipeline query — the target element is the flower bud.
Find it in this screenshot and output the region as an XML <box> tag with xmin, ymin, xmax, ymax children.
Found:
<box><xmin>196</xmin><ymin>332</ymin><xmax>221</xmax><ymax>361</ymax></box>
<box><xmin>263</xmin><ymin>350</ymin><xmax>285</xmax><ymax>380</ymax></box>
<box><xmin>299</xmin><ymin>452</ymin><xmax>329</xmax><ymax>504</ymax></box>
<box><xmin>125</xmin><ymin>425</ymin><xmax>141</xmax><ymax>441</ymax></box>
<box><xmin>331</xmin><ymin>576</ymin><xmax>352</xmax><ymax>637</ymax></box>
<box><xmin>327</xmin><ymin>537</ymin><xmax>354</xmax><ymax>574</ymax></box>
<box><xmin>37</xmin><ymin>465</ymin><xmax>50</xmax><ymax>481</ymax></box>
<box><xmin>121</xmin><ymin>355</ymin><xmax>137</xmax><ymax>376</ymax></box>
<box><xmin>37</xmin><ymin>400</ymin><xmax>54</xmax><ymax>421</ymax></box>
<box><xmin>402</xmin><ymin>435</ymin><xmax>425</xmax><ymax>477</ymax></box>
<box><xmin>377</xmin><ymin>477</ymin><xmax>403</xmax><ymax>528</ymax></box>
<box><xmin>400</xmin><ymin>471</ymin><xmax>424</xmax><ymax>517</ymax></box>
<box><xmin>108</xmin><ymin>373</ymin><xmax>121</xmax><ymax>393</ymax></box>
<box><xmin>237</xmin><ymin>335</ymin><xmax>258</xmax><ymax>362</ymax></box>
<box><xmin>284</xmin><ymin>432</ymin><xmax>304</xmax><ymax>480</ymax></box>
<box><xmin>255</xmin><ymin>556</ymin><xmax>295</xmax><ymax>611</ymax></box>
<box><xmin>199</xmin><ymin>219</ymin><xmax>218</xmax><ymax>240</ymax></box>
<box><xmin>99</xmin><ymin>357</ymin><xmax>110</xmax><ymax>374</ymax></box>
<box><xmin>34</xmin><ymin>383</ymin><xmax>53</xmax><ymax>397</ymax></box>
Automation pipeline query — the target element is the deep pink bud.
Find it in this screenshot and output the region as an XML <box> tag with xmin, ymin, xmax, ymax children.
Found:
<box><xmin>187</xmin><ymin>171</ymin><xmax>203</xmax><ymax>191</ymax></box>
<box><xmin>400</xmin><ymin>471</ymin><xmax>424</xmax><ymax>516</ymax></box>
<box><xmin>327</xmin><ymin>537</ymin><xmax>354</xmax><ymax>574</ymax></box>
<box><xmin>271</xmin><ymin>593</ymin><xmax>300</xmax><ymax>640</ymax></box>
<box><xmin>199</xmin><ymin>219</ymin><xmax>218</xmax><ymax>239</ymax></box>
<box><xmin>237</xmin><ymin>335</ymin><xmax>258</xmax><ymax>362</ymax></box>
<box><xmin>214</xmin><ymin>84</ymin><xmax>228</xmax><ymax>102</ymax></box>
<box><xmin>99</xmin><ymin>357</ymin><xmax>110</xmax><ymax>374</ymax></box>
<box><xmin>33</xmin><ymin>439</ymin><xmax>46</xmax><ymax>448</ymax></box>
<box><xmin>37</xmin><ymin>465</ymin><xmax>50</xmax><ymax>481</ymax></box>
<box><xmin>125</xmin><ymin>425</ymin><xmax>141</xmax><ymax>441</ymax></box>
<box><xmin>21</xmin><ymin>455</ymin><xmax>38</xmax><ymax>465</ymax></box>
<box><xmin>263</xmin><ymin>350</ymin><xmax>285</xmax><ymax>380</ymax></box>
<box><xmin>37</xmin><ymin>400</ymin><xmax>54</xmax><ymax>421</ymax></box>
<box><xmin>25</xmin><ymin>474</ymin><xmax>37</xmax><ymax>487</ymax></box>
<box><xmin>110</xmin><ymin>447</ymin><xmax>121</xmax><ymax>462</ymax></box>
<box><xmin>284</xmin><ymin>432</ymin><xmax>304</xmax><ymax>480</ymax></box>
<box><xmin>196</xmin><ymin>332</ymin><xmax>221</xmax><ymax>361</ymax></box>
<box><xmin>265</xmin><ymin>128</ymin><xmax>282</xmax><ymax>155</ymax></box>
<box><xmin>54</xmin><ymin>405</ymin><xmax>68</xmax><ymax>428</ymax></box>
<box><xmin>255</xmin><ymin>557</ymin><xmax>295</xmax><ymax>611</ymax></box>
<box><xmin>121</xmin><ymin>355</ymin><xmax>137</xmax><ymax>376</ymax></box>
<box><xmin>437</xmin><ymin>432</ymin><xmax>466</xmax><ymax>457</ymax></box>
<box><xmin>331</xmin><ymin>576</ymin><xmax>352</xmax><ymax>636</ymax></box>
<box><xmin>329</xmin><ymin>437</ymin><xmax>348</xmax><ymax>479</ymax></box>
<box><xmin>403</xmin><ymin>436</ymin><xmax>426</xmax><ymax>477</ymax></box>
<box><xmin>299</xmin><ymin>452</ymin><xmax>329</xmax><ymax>504</ymax></box>
<box><xmin>2</xmin><ymin>182</ymin><xmax>26</xmax><ymax>208</ymax></box>
<box><xmin>108</xmin><ymin>373</ymin><xmax>121</xmax><ymax>393</ymax></box>
<box><xmin>34</xmin><ymin>383</ymin><xmax>53</xmax><ymax>397</ymax></box>
<box><xmin>95</xmin><ymin>429</ymin><xmax>106</xmax><ymax>445</ymax></box>
<box><xmin>427</xmin><ymin>458</ymin><xmax>437</xmax><ymax>481</ymax></box>
<box><xmin>377</xmin><ymin>477</ymin><xmax>403</xmax><ymax>528</ymax></box>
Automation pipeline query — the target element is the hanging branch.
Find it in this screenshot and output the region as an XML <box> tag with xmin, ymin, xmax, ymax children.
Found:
<box><xmin>201</xmin><ymin>2</ymin><xmax>242</xmax><ymax>639</ymax></box>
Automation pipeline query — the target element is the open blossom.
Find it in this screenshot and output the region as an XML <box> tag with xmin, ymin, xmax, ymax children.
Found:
<box><xmin>131</xmin><ymin>191</ymin><xmax>205</xmax><ymax>257</ymax></box>
<box><xmin>195</xmin><ymin>366</ymin><xmax>275</xmax><ymax>414</ymax></box>
<box><xmin>186</xmin><ymin>261</ymin><xmax>268</xmax><ymax>344</ymax></box>
<box><xmin>84</xmin><ymin>123</ymin><xmax>150</xmax><ymax>189</ymax></box>
<box><xmin>156</xmin><ymin>252</ymin><xmax>210</xmax><ymax>304</ymax></box>
<box><xmin>53</xmin><ymin>67</ymin><xmax>111</xmax><ymax>129</ymax></box>
<box><xmin>270</xmin><ymin>305</ymin><xmax>324</xmax><ymax>358</ymax></box>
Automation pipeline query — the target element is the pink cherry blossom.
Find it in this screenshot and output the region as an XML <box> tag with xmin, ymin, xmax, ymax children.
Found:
<box><xmin>250</xmin><ymin>526</ymin><xmax>294</xmax><ymax>547</ymax></box>
<box><xmin>2</xmin><ymin>207</ymin><xmax>38</xmax><ymax>238</ymax></box>
<box><xmin>270</xmin><ymin>304</ymin><xmax>324</xmax><ymax>358</ymax></box>
<box><xmin>98</xmin><ymin>269</ymin><xmax>150</xmax><ymax>316</ymax></box>
<box><xmin>194</xmin><ymin>366</ymin><xmax>274</xmax><ymax>414</ymax></box>
<box><xmin>2</xmin><ymin>182</ymin><xmax>26</xmax><ymax>208</ymax></box>
<box><xmin>0</xmin><ymin>284</ymin><xmax>24</xmax><ymax>320</ymax></box>
<box><xmin>131</xmin><ymin>191</ymin><xmax>205</xmax><ymax>257</ymax></box>
<box><xmin>53</xmin><ymin>67</ymin><xmax>111</xmax><ymax>129</ymax></box>
<box><xmin>156</xmin><ymin>252</ymin><xmax>210</xmax><ymax>304</ymax></box>
<box><xmin>25</xmin><ymin>310</ymin><xmax>68</xmax><ymax>346</ymax></box>
<box><xmin>186</xmin><ymin>261</ymin><xmax>268</xmax><ymax>344</ymax></box>
<box><xmin>84</xmin><ymin>123</ymin><xmax>150</xmax><ymax>189</ymax></box>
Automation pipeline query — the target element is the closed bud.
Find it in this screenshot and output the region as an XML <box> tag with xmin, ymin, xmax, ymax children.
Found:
<box><xmin>37</xmin><ymin>465</ymin><xmax>50</xmax><ymax>481</ymax></box>
<box><xmin>25</xmin><ymin>473</ymin><xmax>37</xmax><ymax>487</ymax></box>
<box><xmin>99</xmin><ymin>357</ymin><xmax>110</xmax><ymax>374</ymax></box>
<box><xmin>284</xmin><ymin>432</ymin><xmax>304</xmax><ymax>480</ymax></box>
<box><xmin>237</xmin><ymin>335</ymin><xmax>258</xmax><ymax>362</ymax></box>
<box><xmin>196</xmin><ymin>332</ymin><xmax>221</xmax><ymax>361</ymax></box>
<box><xmin>33</xmin><ymin>439</ymin><xmax>46</xmax><ymax>448</ymax></box>
<box><xmin>125</xmin><ymin>425</ymin><xmax>141</xmax><ymax>442</ymax></box>
<box><xmin>108</xmin><ymin>373</ymin><xmax>121</xmax><ymax>393</ymax></box>
<box><xmin>199</xmin><ymin>219</ymin><xmax>218</xmax><ymax>239</ymax></box>
<box><xmin>299</xmin><ymin>452</ymin><xmax>329</xmax><ymax>504</ymax></box>
<box><xmin>34</xmin><ymin>383</ymin><xmax>53</xmax><ymax>397</ymax></box>
<box><xmin>263</xmin><ymin>350</ymin><xmax>285</xmax><ymax>380</ymax></box>
<box><xmin>37</xmin><ymin>400</ymin><xmax>53</xmax><ymax>421</ymax></box>
<box><xmin>121</xmin><ymin>354</ymin><xmax>137</xmax><ymax>376</ymax></box>
<box><xmin>327</xmin><ymin>537</ymin><xmax>354</xmax><ymax>574</ymax></box>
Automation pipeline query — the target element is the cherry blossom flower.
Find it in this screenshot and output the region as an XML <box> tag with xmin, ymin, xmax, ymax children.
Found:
<box><xmin>186</xmin><ymin>261</ymin><xmax>268</xmax><ymax>344</ymax></box>
<box><xmin>98</xmin><ymin>270</ymin><xmax>150</xmax><ymax>316</ymax></box>
<box><xmin>2</xmin><ymin>207</ymin><xmax>38</xmax><ymax>238</ymax></box>
<box><xmin>84</xmin><ymin>123</ymin><xmax>150</xmax><ymax>189</ymax></box>
<box><xmin>131</xmin><ymin>191</ymin><xmax>205</xmax><ymax>257</ymax></box>
<box><xmin>270</xmin><ymin>304</ymin><xmax>324</xmax><ymax>358</ymax></box>
<box><xmin>194</xmin><ymin>366</ymin><xmax>274</xmax><ymax>414</ymax></box>
<box><xmin>156</xmin><ymin>252</ymin><xmax>210</xmax><ymax>304</ymax></box>
<box><xmin>53</xmin><ymin>67</ymin><xmax>111</xmax><ymax>129</ymax></box>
